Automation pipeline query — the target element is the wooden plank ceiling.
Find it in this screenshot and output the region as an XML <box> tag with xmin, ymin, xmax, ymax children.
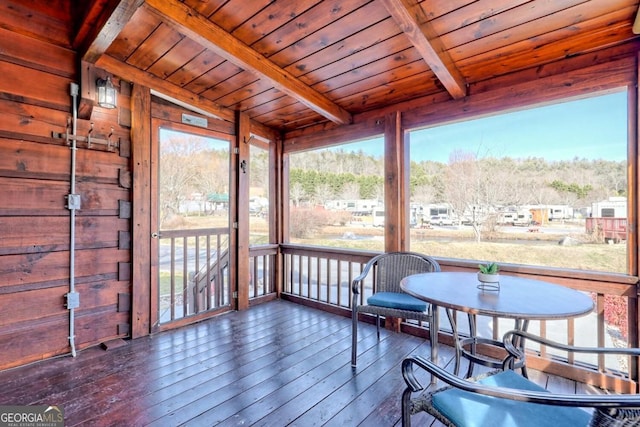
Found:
<box><xmin>75</xmin><ymin>0</ymin><xmax>640</xmax><ymax>133</ymax></box>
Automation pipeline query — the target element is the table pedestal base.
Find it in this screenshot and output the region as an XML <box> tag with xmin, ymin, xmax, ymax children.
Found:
<box><xmin>446</xmin><ymin>308</ymin><xmax>529</xmax><ymax>378</ymax></box>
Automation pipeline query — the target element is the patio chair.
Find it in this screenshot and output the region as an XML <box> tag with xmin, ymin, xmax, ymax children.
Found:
<box><xmin>401</xmin><ymin>329</ymin><xmax>640</xmax><ymax>427</ymax></box>
<box><xmin>351</xmin><ymin>251</ymin><xmax>440</xmax><ymax>366</ymax></box>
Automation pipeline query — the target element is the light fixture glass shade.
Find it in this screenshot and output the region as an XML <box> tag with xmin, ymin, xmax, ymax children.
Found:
<box><xmin>96</xmin><ymin>76</ymin><xmax>117</xmax><ymax>109</ymax></box>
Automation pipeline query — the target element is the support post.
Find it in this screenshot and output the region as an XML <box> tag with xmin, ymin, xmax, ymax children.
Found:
<box><xmin>131</xmin><ymin>84</ymin><xmax>152</xmax><ymax>336</ymax></box>
<box><xmin>235</xmin><ymin>112</ymin><xmax>251</xmax><ymax>310</ymax></box>
<box><xmin>383</xmin><ymin>110</ymin><xmax>409</xmax><ymax>252</ymax></box>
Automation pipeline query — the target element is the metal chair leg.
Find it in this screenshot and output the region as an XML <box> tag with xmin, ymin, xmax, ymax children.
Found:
<box><xmin>429</xmin><ymin>307</ymin><xmax>439</xmax><ymax>385</ymax></box>
<box><xmin>401</xmin><ymin>387</ymin><xmax>413</xmax><ymax>427</ymax></box>
<box><xmin>351</xmin><ymin>308</ymin><xmax>358</xmax><ymax>367</ymax></box>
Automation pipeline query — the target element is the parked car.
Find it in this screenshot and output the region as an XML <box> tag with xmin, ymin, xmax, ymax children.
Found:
<box><xmin>430</xmin><ymin>215</ymin><xmax>454</xmax><ymax>226</ymax></box>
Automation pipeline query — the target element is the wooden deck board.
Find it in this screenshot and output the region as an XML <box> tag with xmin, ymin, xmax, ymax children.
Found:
<box><xmin>0</xmin><ymin>301</ymin><xmax>433</xmax><ymax>426</ymax></box>
<box><xmin>0</xmin><ymin>299</ymin><xmax>586</xmax><ymax>426</ymax></box>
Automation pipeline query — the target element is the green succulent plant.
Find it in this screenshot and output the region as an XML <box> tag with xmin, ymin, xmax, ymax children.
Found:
<box><xmin>478</xmin><ymin>262</ymin><xmax>499</xmax><ymax>274</ymax></box>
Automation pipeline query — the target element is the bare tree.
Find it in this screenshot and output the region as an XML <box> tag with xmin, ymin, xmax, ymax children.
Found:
<box><xmin>340</xmin><ymin>182</ymin><xmax>361</xmax><ymax>200</ymax></box>
<box><xmin>159</xmin><ymin>133</ymin><xmax>230</xmax><ymax>223</ymax></box>
<box><xmin>314</xmin><ymin>183</ymin><xmax>333</xmax><ymax>206</ymax></box>
<box><xmin>412</xmin><ymin>184</ymin><xmax>436</xmax><ymax>206</ymax></box>
<box><xmin>193</xmin><ymin>149</ymin><xmax>229</xmax><ymax>214</ymax></box>
<box><xmin>159</xmin><ymin>135</ymin><xmax>206</xmax><ymax>225</ymax></box>
<box><xmin>290</xmin><ymin>182</ymin><xmax>305</xmax><ymax>207</ymax></box>
<box><xmin>444</xmin><ymin>150</ymin><xmax>484</xmax><ymax>240</ymax></box>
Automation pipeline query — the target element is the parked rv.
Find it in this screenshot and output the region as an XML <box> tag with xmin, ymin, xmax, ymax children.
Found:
<box><xmin>514</xmin><ymin>210</ymin><xmax>533</xmax><ymax>226</ymax></box>
<box><xmin>497</xmin><ymin>212</ymin><xmax>517</xmax><ymax>225</ymax></box>
<box><xmin>497</xmin><ymin>209</ymin><xmax>533</xmax><ymax>226</ymax></box>
<box><xmin>591</xmin><ymin>197</ymin><xmax>627</xmax><ymax>218</ymax></box>
<box><xmin>548</xmin><ymin>205</ymin><xmax>574</xmax><ymax>221</ymax></box>
<box><xmin>372</xmin><ymin>208</ymin><xmax>385</xmax><ymax>227</ymax></box>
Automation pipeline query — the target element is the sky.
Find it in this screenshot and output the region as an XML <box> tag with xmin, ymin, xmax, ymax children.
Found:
<box><xmin>335</xmin><ymin>90</ymin><xmax>628</xmax><ymax>163</ymax></box>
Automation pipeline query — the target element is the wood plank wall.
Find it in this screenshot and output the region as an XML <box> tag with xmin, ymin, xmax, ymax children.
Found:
<box><xmin>0</xmin><ymin>1</ymin><xmax>132</xmax><ymax>370</ymax></box>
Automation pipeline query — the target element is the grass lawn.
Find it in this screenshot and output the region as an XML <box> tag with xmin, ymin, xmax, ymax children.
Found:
<box><xmin>291</xmin><ymin>223</ymin><xmax>628</xmax><ymax>273</ymax></box>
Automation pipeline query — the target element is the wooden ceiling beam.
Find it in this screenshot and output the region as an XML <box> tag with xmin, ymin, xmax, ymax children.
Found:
<box><xmin>96</xmin><ymin>54</ymin><xmax>234</xmax><ymax>122</ymax></box>
<box><xmin>75</xmin><ymin>0</ymin><xmax>146</xmax><ymax>63</ymax></box>
<box><xmin>143</xmin><ymin>0</ymin><xmax>353</xmax><ymax>126</ymax></box>
<box><xmin>380</xmin><ymin>0</ymin><xmax>467</xmax><ymax>99</ymax></box>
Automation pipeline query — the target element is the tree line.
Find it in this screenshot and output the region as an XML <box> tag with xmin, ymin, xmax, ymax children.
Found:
<box><xmin>289</xmin><ymin>148</ymin><xmax>626</xmax><ymax>213</ymax></box>
<box><xmin>158</xmin><ymin>133</ymin><xmax>626</xmax><ymax>227</ymax></box>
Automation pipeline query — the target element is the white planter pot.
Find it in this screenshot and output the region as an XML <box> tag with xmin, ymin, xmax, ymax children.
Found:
<box><xmin>478</xmin><ymin>272</ymin><xmax>500</xmax><ymax>283</ymax></box>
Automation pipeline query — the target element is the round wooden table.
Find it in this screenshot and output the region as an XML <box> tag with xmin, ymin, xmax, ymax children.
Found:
<box><xmin>401</xmin><ymin>271</ymin><xmax>595</xmax><ymax>378</ymax></box>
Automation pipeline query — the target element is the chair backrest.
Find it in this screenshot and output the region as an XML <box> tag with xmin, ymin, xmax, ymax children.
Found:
<box><xmin>372</xmin><ymin>252</ymin><xmax>440</xmax><ymax>293</ymax></box>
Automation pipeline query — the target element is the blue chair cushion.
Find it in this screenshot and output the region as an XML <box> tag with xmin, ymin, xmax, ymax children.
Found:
<box><xmin>367</xmin><ymin>292</ymin><xmax>427</xmax><ymax>312</ymax></box>
<box><xmin>431</xmin><ymin>370</ymin><xmax>592</xmax><ymax>427</ymax></box>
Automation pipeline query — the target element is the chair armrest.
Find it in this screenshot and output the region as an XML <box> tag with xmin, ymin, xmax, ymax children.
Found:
<box><xmin>502</xmin><ymin>330</ymin><xmax>640</xmax><ymax>368</ymax></box>
<box><xmin>351</xmin><ymin>271</ymin><xmax>367</xmax><ymax>295</ymax></box>
<box><xmin>402</xmin><ymin>355</ymin><xmax>640</xmax><ymax>408</ymax></box>
<box><xmin>351</xmin><ymin>254</ymin><xmax>381</xmax><ymax>295</ymax></box>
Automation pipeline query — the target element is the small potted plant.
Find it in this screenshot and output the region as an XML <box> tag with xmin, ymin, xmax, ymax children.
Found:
<box><xmin>478</xmin><ymin>262</ymin><xmax>500</xmax><ymax>289</ymax></box>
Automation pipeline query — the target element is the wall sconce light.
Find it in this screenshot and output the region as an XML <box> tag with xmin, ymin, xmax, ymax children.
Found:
<box><xmin>96</xmin><ymin>76</ymin><xmax>117</xmax><ymax>109</ymax></box>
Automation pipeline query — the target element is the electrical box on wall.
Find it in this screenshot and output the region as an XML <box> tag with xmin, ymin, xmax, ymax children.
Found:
<box><xmin>66</xmin><ymin>292</ymin><xmax>80</xmax><ymax>309</ymax></box>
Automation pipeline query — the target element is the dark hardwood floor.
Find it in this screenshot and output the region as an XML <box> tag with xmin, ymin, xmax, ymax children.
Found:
<box><xmin>0</xmin><ymin>300</ymin><xmax>587</xmax><ymax>426</ymax></box>
<box><xmin>0</xmin><ymin>300</ymin><xmax>444</xmax><ymax>426</ymax></box>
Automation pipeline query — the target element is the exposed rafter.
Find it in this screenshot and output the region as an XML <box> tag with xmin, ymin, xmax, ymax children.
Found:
<box><xmin>75</xmin><ymin>0</ymin><xmax>145</xmax><ymax>63</ymax></box>
<box><xmin>380</xmin><ymin>0</ymin><xmax>466</xmax><ymax>99</ymax></box>
<box><xmin>143</xmin><ymin>0</ymin><xmax>353</xmax><ymax>126</ymax></box>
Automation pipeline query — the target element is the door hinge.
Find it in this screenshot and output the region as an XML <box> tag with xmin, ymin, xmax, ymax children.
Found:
<box><xmin>233</xmin><ymin>147</ymin><xmax>239</xmax><ymax>154</ymax></box>
<box><xmin>232</xmin><ymin>222</ymin><xmax>238</xmax><ymax>229</ymax></box>
<box><xmin>233</xmin><ymin>291</ymin><xmax>238</xmax><ymax>299</ymax></box>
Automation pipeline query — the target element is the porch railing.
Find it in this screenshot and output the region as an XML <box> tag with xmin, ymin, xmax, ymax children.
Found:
<box><xmin>248</xmin><ymin>244</ymin><xmax>278</xmax><ymax>300</ymax></box>
<box><xmin>156</xmin><ymin>235</ymin><xmax>638</xmax><ymax>387</ymax></box>
<box><xmin>158</xmin><ymin>228</ymin><xmax>278</xmax><ymax>323</ymax></box>
<box><xmin>158</xmin><ymin>228</ymin><xmax>231</xmax><ymax>323</ymax></box>
<box><xmin>280</xmin><ymin>243</ymin><xmax>639</xmax><ymax>389</ymax></box>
